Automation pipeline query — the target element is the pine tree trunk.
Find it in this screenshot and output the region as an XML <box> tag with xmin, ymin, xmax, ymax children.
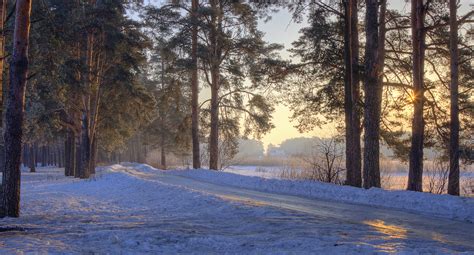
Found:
<box><xmin>53</xmin><ymin>144</ymin><xmax>57</xmax><ymax>167</ymax></box>
<box><xmin>0</xmin><ymin>0</ymin><xmax>5</xmax><ymax>103</ymax></box>
<box><xmin>0</xmin><ymin>0</ymin><xmax>7</xmax><ymax>175</ymax></box>
<box><xmin>191</xmin><ymin>0</ymin><xmax>201</xmax><ymax>169</ymax></box>
<box><xmin>343</xmin><ymin>0</ymin><xmax>361</xmax><ymax>187</ymax></box>
<box><xmin>65</xmin><ymin>134</ymin><xmax>71</xmax><ymax>176</ymax></box>
<box><xmin>22</xmin><ymin>145</ymin><xmax>28</xmax><ymax>168</ymax></box>
<box><xmin>29</xmin><ymin>143</ymin><xmax>35</xmax><ymax>173</ymax></box>
<box><xmin>68</xmin><ymin>131</ymin><xmax>76</xmax><ymax>176</ymax></box>
<box><xmin>89</xmin><ymin>135</ymin><xmax>97</xmax><ymax>175</ymax></box>
<box><xmin>448</xmin><ymin>0</ymin><xmax>459</xmax><ymax>196</ymax></box>
<box><xmin>343</xmin><ymin>1</ymin><xmax>353</xmax><ymax>185</ymax></box>
<box><xmin>161</xmin><ymin>146</ymin><xmax>167</xmax><ymax>170</ymax></box>
<box><xmin>49</xmin><ymin>145</ymin><xmax>53</xmax><ymax>166</ymax></box>
<box><xmin>58</xmin><ymin>143</ymin><xmax>63</xmax><ymax>168</ymax></box>
<box><xmin>74</xmin><ymin>135</ymin><xmax>81</xmax><ymax>178</ymax></box>
<box><xmin>407</xmin><ymin>0</ymin><xmax>426</xmax><ymax>192</ymax></box>
<box><xmin>362</xmin><ymin>0</ymin><xmax>386</xmax><ymax>188</ymax></box>
<box><xmin>41</xmin><ymin>146</ymin><xmax>46</xmax><ymax>167</ymax></box>
<box><xmin>80</xmin><ymin>112</ymin><xmax>90</xmax><ymax>179</ymax></box>
<box><xmin>209</xmin><ymin>74</ymin><xmax>219</xmax><ymax>170</ymax></box>
<box><xmin>1</xmin><ymin>0</ymin><xmax>32</xmax><ymax>218</ymax></box>
<box><xmin>208</xmin><ymin>0</ymin><xmax>221</xmax><ymax>171</ymax></box>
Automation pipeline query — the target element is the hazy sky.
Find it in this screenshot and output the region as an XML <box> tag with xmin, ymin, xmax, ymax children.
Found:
<box><xmin>256</xmin><ymin>9</ymin><xmax>314</xmax><ymax>149</ymax></box>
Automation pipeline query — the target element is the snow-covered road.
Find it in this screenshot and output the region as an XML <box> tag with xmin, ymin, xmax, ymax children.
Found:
<box><xmin>1</xmin><ymin>165</ymin><xmax>473</xmax><ymax>254</ymax></box>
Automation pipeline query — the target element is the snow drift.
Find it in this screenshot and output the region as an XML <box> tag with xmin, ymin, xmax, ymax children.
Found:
<box><xmin>122</xmin><ymin>164</ymin><xmax>474</xmax><ymax>223</ymax></box>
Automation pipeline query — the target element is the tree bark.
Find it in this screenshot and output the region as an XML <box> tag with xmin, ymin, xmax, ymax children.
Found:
<box><xmin>74</xmin><ymin>135</ymin><xmax>81</xmax><ymax>178</ymax></box>
<box><xmin>59</xmin><ymin>143</ymin><xmax>64</xmax><ymax>168</ymax></box>
<box><xmin>208</xmin><ymin>0</ymin><xmax>222</xmax><ymax>171</ymax></box>
<box><xmin>29</xmin><ymin>143</ymin><xmax>36</xmax><ymax>173</ymax></box>
<box><xmin>191</xmin><ymin>0</ymin><xmax>201</xmax><ymax>169</ymax></box>
<box><xmin>1</xmin><ymin>0</ymin><xmax>32</xmax><ymax>218</ymax></box>
<box><xmin>22</xmin><ymin>145</ymin><xmax>28</xmax><ymax>168</ymax></box>
<box><xmin>209</xmin><ymin>76</ymin><xmax>219</xmax><ymax>170</ymax></box>
<box><xmin>0</xmin><ymin>0</ymin><xmax>5</xmax><ymax>119</ymax></box>
<box><xmin>343</xmin><ymin>0</ymin><xmax>361</xmax><ymax>187</ymax></box>
<box><xmin>363</xmin><ymin>0</ymin><xmax>386</xmax><ymax>188</ymax></box>
<box><xmin>41</xmin><ymin>146</ymin><xmax>46</xmax><ymax>167</ymax></box>
<box><xmin>448</xmin><ymin>0</ymin><xmax>459</xmax><ymax>196</ymax></box>
<box><xmin>89</xmin><ymin>134</ymin><xmax>97</xmax><ymax>175</ymax></box>
<box><xmin>0</xmin><ymin>0</ymin><xmax>7</xmax><ymax>174</ymax></box>
<box><xmin>407</xmin><ymin>0</ymin><xmax>426</xmax><ymax>192</ymax></box>
<box><xmin>65</xmin><ymin>134</ymin><xmax>71</xmax><ymax>176</ymax></box>
<box><xmin>52</xmin><ymin>144</ymin><xmax>57</xmax><ymax>167</ymax></box>
<box><xmin>161</xmin><ymin>146</ymin><xmax>167</xmax><ymax>170</ymax></box>
<box><xmin>80</xmin><ymin>112</ymin><xmax>90</xmax><ymax>179</ymax></box>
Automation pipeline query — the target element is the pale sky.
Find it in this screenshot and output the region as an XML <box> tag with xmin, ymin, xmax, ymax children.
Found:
<box><xmin>256</xmin><ymin>10</ymin><xmax>316</xmax><ymax>149</ymax></box>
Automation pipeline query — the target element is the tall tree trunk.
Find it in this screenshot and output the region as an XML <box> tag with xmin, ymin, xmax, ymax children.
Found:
<box><xmin>0</xmin><ymin>0</ymin><xmax>7</xmax><ymax>174</ymax></box>
<box><xmin>80</xmin><ymin>112</ymin><xmax>90</xmax><ymax>179</ymax></box>
<box><xmin>22</xmin><ymin>145</ymin><xmax>28</xmax><ymax>168</ymax></box>
<box><xmin>191</xmin><ymin>0</ymin><xmax>201</xmax><ymax>169</ymax></box>
<box><xmin>363</xmin><ymin>0</ymin><xmax>386</xmax><ymax>188</ymax></box>
<box><xmin>41</xmin><ymin>146</ymin><xmax>46</xmax><ymax>167</ymax></box>
<box><xmin>59</xmin><ymin>143</ymin><xmax>64</xmax><ymax>168</ymax></box>
<box><xmin>89</xmin><ymin>134</ymin><xmax>97</xmax><ymax>175</ymax></box>
<box><xmin>448</xmin><ymin>0</ymin><xmax>459</xmax><ymax>196</ymax></box>
<box><xmin>65</xmin><ymin>134</ymin><xmax>71</xmax><ymax>176</ymax></box>
<box><xmin>71</xmin><ymin>133</ymin><xmax>76</xmax><ymax>176</ymax></box>
<box><xmin>208</xmin><ymin>0</ymin><xmax>221</xmax><ymax>171</ymax></box>
<box><xmin>29</xmin><ymin>143</ymin><xmax>35</xmax><ymax>173</ymax></box>
<box><xmin>407</xmin><ymin>0</ymin><xmax>426</xmax><ymax>192</ymax></box>
<box><xmin>343</xmin><ymin>0</ymin><xmax>361</xmax><ymax>187</ymax></box>
<box><xmin>161</xmin><ymin>148</ymin><xmax>167</xmax><ymax>170</ymax></box>
<box><xmin>0</xmin><ymin>0</ymin><xmax>5</xmax><ymax>100</ymax></box>
<box><xmin>52</xmin><ymin>144</ymin><xmax>57</xmax><ymax>167</ymax></box>
<box><xmin>209</xmin><ymin>78</ymin><xmax>219</xmax><ymax>170</ymax></box>
<box><xmin>349</xmin><ymin>0</ymin><xmax>362</xmax><ymax>188</ymax></box>
<box><xmin>47</xmin><ymin>144</ymin><xmax>52</xmax><ymax>166</ymax></box>
<box><xmin>74</xmin><ymin>135</ymin><xmax>81</xmax><ymax>178</ymax></box>
<box><xmin>1</xmin><ymin>0</ymin><xmax>32</xmax><ymax>218</ymax></box>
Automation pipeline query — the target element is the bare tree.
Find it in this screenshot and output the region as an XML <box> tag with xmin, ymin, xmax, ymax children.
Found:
<box><xmin>426</xmin><ymin>160</ymin><xmax>449</xmax><ymax>195</ymax></box>
<box><xmin>303</xmin><ymin>138</ymin><xmax>345</xmax><ymax>184</ymax></box>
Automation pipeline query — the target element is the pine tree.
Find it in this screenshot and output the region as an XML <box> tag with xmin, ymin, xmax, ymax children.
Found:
<box><xmin>342</xmin><ymin>0</ymin><xmax>362</xmax><ymax>187</ymax></box>
<box><xmin>447</xmin><ymin>0</ymin><xmax>459</xmax><ymax>196</ymax></box>
<box><xmin>362</xmin><ymin>0</ymin><xmax>387</xmax><ymax>188</ymax></box>
<box><xmin>190</xmin><ymin>0</ymin><xmax>201</xmax><ymax>169</ymax></box>
<box><xmin>1</xmin><ymin>0</ymin><xmax>33</xmax><ymax>218</ymax></box>
<box><xmin>407</xmin><ymin>0</ymin><xmax>429</xmax><ymax>192</ymax></box>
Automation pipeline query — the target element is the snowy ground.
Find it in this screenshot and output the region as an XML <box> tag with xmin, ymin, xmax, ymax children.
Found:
<box><xmin>186</xmin><ymin>166</ymin><xmax>474</xmax><ymax>222</ymax></box>
<box><xmin>223</xmin><ymin>165</ymin><xmax>474</xmax><ymax>196</ymax></box>
<box><xmin>1</xmin><ymin>164</ymin><xmax>473</xmax><ymax>254</ymax></box>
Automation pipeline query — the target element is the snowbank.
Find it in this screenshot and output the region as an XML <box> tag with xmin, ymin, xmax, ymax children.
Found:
<box><xmin>146</xmin><ymin>166</ymin><xmax>474</xmax><ymax>223</ymax></box>
<box><xmin>3</xmin><ymin>165</ymin><xmax>388</xmax><ymax>253</ymax></box>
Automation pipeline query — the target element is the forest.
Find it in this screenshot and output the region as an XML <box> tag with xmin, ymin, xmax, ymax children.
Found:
<box><xmin>0</xmin><ymin>0</ymin><xmax>473</xmax><ymax>253</ymax></box>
